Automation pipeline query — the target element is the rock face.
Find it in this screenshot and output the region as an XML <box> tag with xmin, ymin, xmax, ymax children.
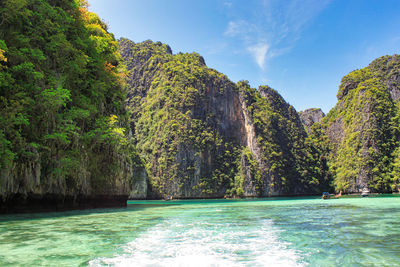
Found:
<box><xmin>0</xmin><ymin>1</ymin><xmax>137</xmax><ymax>212</ymax></box>
<box><xmin>3</xmin><ymin>13</ymin><xmax>398</xmax><ymax>211</ymax></box>
<box><xmin>369</xmin><ymin>55</ymin><xmax>400</xmax><ymax>102</ymax></box>
<box><xmin>120</xmin><ymin>39</ymin><xmax>329</xmax><ymax>198</ymax></box>
<box><xmin>320</xmin><ymin>55</ymin><xmax>400</xmax><ymax>193</ymax></box>
<box><xmin>120</xmin><ymin>39</ymin><xmax>247</xmax><ymax>198</ymax></box>
<box><xmin>299</xmin><ymin>108</ymin><xmax>325</xmax><ymax>133</ymax></box>
<box><xmin>119</xmin><ymin>40</ymin><xmax>400</xmax><ymax>197</ymax></box>
<box><xmin>237</xmin><ymin>83</ymin><xmax>325</xmax><ymax>196</ymax></box>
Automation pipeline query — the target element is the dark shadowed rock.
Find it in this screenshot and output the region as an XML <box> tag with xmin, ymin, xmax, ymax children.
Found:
<box><xmin>299</xmin><ymin>108</ymin><xmax>325</xmax><ymax>133</ymax></box>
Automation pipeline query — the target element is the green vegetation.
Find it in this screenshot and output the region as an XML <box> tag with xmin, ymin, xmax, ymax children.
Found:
<box><xmin>120</xmin><ymin>39</ymin><xmax>333</xmax><ymax>198</ymax></box>
<box><xmin>120</xmin><ymin>39</ymin><xmax>241</xmax><ymax>197</ymax></box>
<box><xmin>1</xmin><ymin>0</ymin><xmax>398</xmax><ymax>204</ymax></box>
<box><xmin>321</xmin><ymin>55</ymin><xmax>400</xmax><ymax>193</ymax></box>
<box><xmin>237</xmin><ymin>81</ymin><xmax>331</xmax><ymax>195</ymax></box>
<box><xmin>0</xmin><ymin>0</ymin><xmax>137</xmax><ymax>199</ymax></box>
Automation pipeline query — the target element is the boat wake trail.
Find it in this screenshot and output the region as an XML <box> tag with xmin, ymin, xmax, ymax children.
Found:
<box><xmin>89</xmin><ymin>213</ymin><xmax>305</xmax><ymax>267</ymax></box>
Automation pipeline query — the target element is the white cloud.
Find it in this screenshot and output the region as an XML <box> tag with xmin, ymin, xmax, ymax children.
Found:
<box><xmin>223</xmin><ymin>1</ymin><xmax>233</xmax><ymax>8</ymax></box>
<box><xmin>224</xmin><ymin>21</ymin><xmax>240</xmax><ymax>36</ymax></box>
<box><xmin>248</xmin><ymin>43</ymin><xmax>269</xmax><ymax>69</ymax></box>
<box><xmin>224</xmin><ymin>20</ymin><xmax>256</xmax><ymax>39</ymax></box>
<box><xmin>223</xmin><ymin>0</ymin><xmax>332</xmax><ymax>70</ymax></box>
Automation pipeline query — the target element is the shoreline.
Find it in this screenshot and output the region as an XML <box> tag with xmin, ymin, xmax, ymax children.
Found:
<box><xmin>0</xmin><ymin>194</ymin><xmax>128</xmax><ymax>214</ymax></box>
<box><xmin>130</xmin><ymin>192</ymin><xmax>400</xmax><ymax>200</ymax></box>
<box><xmin>2</xmin><ymin>192</ymin><xmax>399</xmax><ymax>215</ymax></box>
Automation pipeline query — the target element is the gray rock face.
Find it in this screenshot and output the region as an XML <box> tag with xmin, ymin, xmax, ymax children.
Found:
<box><xmin>120</xmin><ymin>39</ymin><xmax>315</xmax><ymax>199</ymax></box>
<box><xmin>120</xmin><ymin>40</ymin><xmax>400</xmax><ymax>198</ymax></box>
<box><xmin>236</xmin><ymin>83</ymin><xmax>315</xmax><ymax>196</ymax></box>
<box><xmin>299</xmin><ymin>108</ymin><xmax>325</xmax><ymax>133</ymax></box>
<box><xmin>388</xmin><ymin>73</ymin><xmax>400</xmax><ymax>101</ymax></box>
<box><xmin>322</xmin><ymin>54</ymin><xmax>400</xmax><ymax>193</ymax></box>
<box><xmin>0</xmin><ymin>147</ymin><xmax>134</xmax><ymax>213</ymax></box>
<box><xmin>120</xmin><ymin>38</ymin><xmax>248</xmax><ymax>199</ymax></box>
<box><xmin>129</xmin><ymin>168</ymin><xmax>148</xmax><ymax>199</ymax></box>
<box><xmin>325</xmin><ymin>91</ymin><xmax>386</xmax><ymax>192</ymax></box>
<box><xmin>369</xmin><ymin>55</ymin><xmax>400</xmax><ymax>102</ymax></box>
<box><xmin>238</xmin><ymin>96</ymin><xmax>263</xmax><ymax>197</ymax></box>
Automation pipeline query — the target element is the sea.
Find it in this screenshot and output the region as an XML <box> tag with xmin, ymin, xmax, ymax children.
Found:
<box><xmin>0</xmin><ymin>196</ymin><xmax>399</xmax><ymax>266</ymax></box>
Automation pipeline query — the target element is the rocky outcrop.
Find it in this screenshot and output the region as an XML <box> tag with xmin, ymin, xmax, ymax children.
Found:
<box><xmin>4</xmin><ymin>26</ymin><xmax>396</xmax><ymax>210</ymax></box>
<box><xmin>369</xmin><ymin>55</ymin><xmax>400</xmax><ymax>102</ymax></box>
<box><xmin>238</xmin><ymin>95</ymin><xmax>262</xmax><ymax>197</ymax></box>
<box><xmin>120</xmin><ymin>39</ymin><xmax>247</xmax><ymax>199</ymax></box>
<box><xmin>0</xmin><ymin>149</ymin><xmax>134</xmax><ymax>213</ymax></box>
<box><xmin>13</xmin><ymin>1</ymin><xmax>400</xmax><ymax>213</ymax></box>
<box><xmin>299</xmin><ymin>108</ymin><xmax>325</xmax><ymax>133</ymax></box>
<box><xmin>237</xmin><ymin>83</ymin><xmax>322</xmax><ymax>196</ymax></box>
<box><xmin>321</xmin><ymin>54</ymin><xmax>400</xmax><ymax>193</ymax></box>
<box><xmin>129</xmin><ymin>168</ymin><xmax>148</xmax><ymax>199</ymax></box>
<box><xmin>0</xmin><ymin>1</ymin><xmax>137</xmax><ymax>213</ymax></box>
<box><xmin>120</xmin><ymin>39</ymin><xmax>324</xmax><ymax>199</ymax></box>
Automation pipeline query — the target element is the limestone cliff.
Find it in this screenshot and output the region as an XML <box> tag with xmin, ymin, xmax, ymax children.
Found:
<box><xmin>4</xmin><ymin>1</ymin><xmax>399</xmax><ymax>213</ymax></box>
<box><xmin>0</xmin><ymin>1</ymin><xmax>138</xmax><ymax>212</ymax></box>
<box><xmin>120</xmin><ymin>39</ymin><xmax>326</xmax><ymax>198</ymax></box>
<box><xmin>236</xmin><ymin>83</ymin><xmax>326</xmax><ymax>196</ymax></box>
<box><xmin>120</xmin><ymin>39</ymin><xmax>247</xmax><ymax>198</ymax></box>
<box><xmin>321</xmin><ymin>55</ymin><xmax>400</xmax><ymax>193</ymax></box>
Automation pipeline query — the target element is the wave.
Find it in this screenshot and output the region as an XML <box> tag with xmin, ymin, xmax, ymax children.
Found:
<box><xmin>89</xmin><ymin>216</ymin><xmax>305</xmax><ymax>267</ymax></box>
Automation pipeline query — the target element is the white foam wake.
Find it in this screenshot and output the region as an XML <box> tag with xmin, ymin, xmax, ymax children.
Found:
<box><xmin>89</xmin><ymin>218</ymin><xmax>305</xmax><ymax>267</ymax></box>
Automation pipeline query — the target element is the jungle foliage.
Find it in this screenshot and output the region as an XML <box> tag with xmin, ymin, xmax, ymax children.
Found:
<box><xmin>120</xmin><ymin>38</ymin><xmax>241</xmax><ymax>197</ymax></box>
<box><xmin>237</xmin><ymin>81</ymin><xmax>332</xmax><ymax>195</ymax></box>
<box><xmin>1</xmin><ymin>0</ymin><xmax>399</xmax><ymax>201</ymax></box>
<box><xmin>321</xmin><ymin>55</ymin><xmax>400</xmax><ymax>192</ymax></box>
<box><xmin>0</xmin><ymin>0</ymin><xmax>137</xmax><ymax>196</ymax></box>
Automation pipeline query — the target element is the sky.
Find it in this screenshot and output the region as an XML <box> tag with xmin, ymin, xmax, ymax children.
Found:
<box><xmin>88</xmin><ymin>0</ymin><xmax>400</xmax><ymax>113</ymax></box>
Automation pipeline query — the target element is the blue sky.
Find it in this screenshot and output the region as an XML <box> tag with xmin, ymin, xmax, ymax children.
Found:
<box><xmin>88</xmin><ymin>0</ymin><xmax>400</xmax><ymax>113</ymax></box>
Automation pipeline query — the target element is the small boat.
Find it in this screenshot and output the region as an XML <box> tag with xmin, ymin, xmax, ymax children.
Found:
<box><xmin>361</xmin><ymin>188</ymin><xmax>370</xmax><ymax>197</ymax></box>
<box><xmin>322</xmin><ymin>192</ymin><xmax>331</xmax><ymax>199</ymax></box>
<box><xmin>322</xmin><ymin>191</ymin><xmax>341</xmax><ymax>199</ymax></box>
<box><xmin>164</xmin><ymin>195</ymin><xmax>173</xmax><ymax>201</ymax></box>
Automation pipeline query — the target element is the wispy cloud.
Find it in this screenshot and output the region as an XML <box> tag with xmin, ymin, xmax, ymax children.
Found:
<box><xmin>248</xmin><ymin>43</ymin><xmax>269</xmax><ymax>69</ymax></box>
<box><xmin>223</xmin><ymin>0</ymin><xmax>332</xmax><ymax>69</ymax></box>
<box><xmin>224</xmin><ymin>20</ymin><xmax>256</xmax><ymax>39</ymax></box>
<box><xmin>223</xmin><ymin>1</ymin><xmax>233</xmax><ymax>8</ymax></box>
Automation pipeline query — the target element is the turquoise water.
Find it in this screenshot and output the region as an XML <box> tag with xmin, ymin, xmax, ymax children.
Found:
<box><xmin>0</xmin><ymin>196</ymin><xmax>399</xmax><ymax>266</ymax></box>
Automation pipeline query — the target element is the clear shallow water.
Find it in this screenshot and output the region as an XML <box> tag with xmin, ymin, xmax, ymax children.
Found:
<box><xmin>0</xmin><ymin>196</ymin><xmax>399</xmax><ymax>266</ymax></box>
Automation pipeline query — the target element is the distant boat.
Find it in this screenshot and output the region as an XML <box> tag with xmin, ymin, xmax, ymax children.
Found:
<box><xmin>164</xmin><ymin>195</ymin><xmax>173</xmax><ymax>201</ymax></box>
<box><xmin>361</xmin><ymin>189</ymin><xmax>370</xmax><ymax>197</ymax></box>
<box><xmin>322</xmin><ymin>192</ymin><xmax>331</xmax><ymax>199</ymax></box>
<box><xmin>322</xmin><ymin>191</ymin><xmax>341</xmax><ymax>199</ymax></box>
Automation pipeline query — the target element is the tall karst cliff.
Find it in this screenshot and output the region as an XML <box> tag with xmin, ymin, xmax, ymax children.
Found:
<box><xmin>0</xmin><ymin>0</ymin><xmax>138</xmax><ymax>212</ymax></box>
<box><xmin>2</xmin><ymin>1</ymin><xmax>397</xmax><ymax>209</ymax></box>
<box><xmin>119</xmin><ymin>38</ymin><xmax>246</xmax><ymax>198</ymax></box>
<box><xmin>237</xmin><ymin>83</ymin><xmax>330</xmax><ymax>196</ymax></box>
<box><xmin>120</xmin><ymin>38</ymin><xmax>329</xmax><ymax>198</ymax></box>
<box><xmin>319</xmin><ymin>55</ymin><xmax>400</xmax><ymax>193</ymax></box>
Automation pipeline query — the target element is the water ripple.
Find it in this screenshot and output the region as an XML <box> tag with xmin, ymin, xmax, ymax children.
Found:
<box><xmin>90</xmin><ymin>217</ymin><xmax>304</xmax><ymax>267</ymax></box>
